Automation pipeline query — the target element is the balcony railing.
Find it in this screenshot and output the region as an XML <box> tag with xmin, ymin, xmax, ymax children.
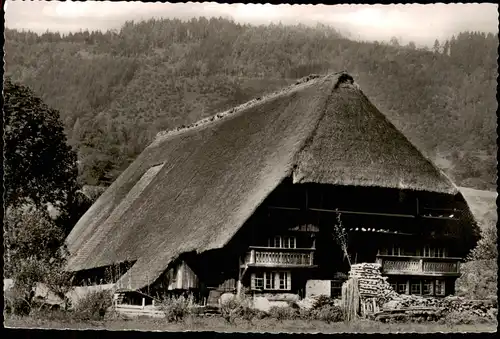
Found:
<box><xmin>376</xmin><ymin>255</ymin><xmax>461</xmax><ymax>276</ymax></box>
<box><xmin>243</xmin><ymin>246</ymin><xmax>315</xmax><ymax>267</ymax></box>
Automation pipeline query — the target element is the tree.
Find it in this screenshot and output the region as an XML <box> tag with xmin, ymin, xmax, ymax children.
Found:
<box><xmin>333</xmin><ymin>212</ymin><xmax>351</xmax><ymax>267</ymax></box>
<box><xmin>4</xmin><ymin>78</ymin><xmax>79</xmax><ymax>214</ymax></box>
<box><xmin>433</xmin><ymin>39</ymin><xmax>440</xmax><ymax>53</ymax></box>
<box><xmin>455</xmin><ymin>219</ymin><xmax>498</xmax><ymax>300</ymax></box>
<box><xmin>443</xmin><ymin>40</ymin><xmax>450</xmax><ymax>56</ymax></box>
<box><xmin>389</xmin><ymin>36</ymin><xmax>400</xmax><ymax>47</ymax></box>
<box><xmin>4</xmin><ymin>206</ymin><xmax>73</xmax><ymax>313</ymax></box>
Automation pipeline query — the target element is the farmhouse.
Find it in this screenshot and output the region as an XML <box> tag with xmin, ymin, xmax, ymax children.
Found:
<box><xmin>65</xmin><ymin>72</ymin><xmax>478</xmax><ymax>308</ymax></box>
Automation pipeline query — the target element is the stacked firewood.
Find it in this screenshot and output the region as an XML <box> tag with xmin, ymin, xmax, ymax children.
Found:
<box><xmin>348</xmin><ymin>263</ymin><xmax>399</xmax><ymax>302</ymax></box>
<box><xmin>347</xmin><ymin>263</ymin><xmax>497</xmax><ymax>319</ymax></box>
<box><xmin>439</xmin><ymin>297</ymin><xmax>496</xmax><ymax>317</ymax></box>
<box><xmin>383</xmin><ymin>295</ymin><xmax>495</xmax><ymax>313</ymax></box>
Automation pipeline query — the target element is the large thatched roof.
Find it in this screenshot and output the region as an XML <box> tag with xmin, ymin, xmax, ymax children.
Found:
<box><xmin>65</xmin><ymin>72</ymin><xmax>459</xmax><ymax>290</ymax></box>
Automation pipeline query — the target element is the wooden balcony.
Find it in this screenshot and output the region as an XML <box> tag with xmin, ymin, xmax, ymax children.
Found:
<box><xmin>242</xmin><ymin>246</ymin><xmax>316</xmax><ymax>268</ymax></box>
<box><xmin>376</xmin><ymin>255</ymin><xmax>461</xmax><ymax>277</ymax></box>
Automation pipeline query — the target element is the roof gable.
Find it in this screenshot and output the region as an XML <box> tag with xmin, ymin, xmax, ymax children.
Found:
<box><xmin>294</xmin><ymin>78</ymin><xmax>457</xmax><ymax>194</ymax></box>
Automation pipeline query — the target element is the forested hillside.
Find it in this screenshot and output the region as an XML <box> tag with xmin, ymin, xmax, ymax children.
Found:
<box><xmin>5</xmin><ymin>18</ymin><xmax>497</xmax><ymax>190</ymax></box>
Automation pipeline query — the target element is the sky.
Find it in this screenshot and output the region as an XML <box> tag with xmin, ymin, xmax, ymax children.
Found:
<box><xmin>5</xmin><ymin>1</ymin><xmax>499</xmax><ymax>46</ymax></box>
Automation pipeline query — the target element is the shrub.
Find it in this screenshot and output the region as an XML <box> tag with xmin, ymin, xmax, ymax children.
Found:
<box><xmin>456</xmin><ymin>259</ymin><xmax>498</xmax><ymax>301</ymax></box>
<box><xmin>268</xmin><ymin>305</ymin><xmax>299</xmax><ymax>322</ymax></box>
<box><xmin>4</xmin><ymin>292</ymin><xmax>32</xmax><ymax>316</ymax></box>
<box><xmin>443</xmin><ymin>310</ymin><xmax>492</xmax><ymax>325</ymax></box>
<box><xmin>73</xmin><ymin>290</ymin><xmax>113</xmax><ymax>320</ymax></box>
<box><xmin>219</xmin><ymin>296</ymin><xmax>256</xmax><ymax>323</ymax></box>
<box><xmin>312</xmin><ymin>295</ymin><xmax>337</xmax><ymax>309</ymax></box>
<box><xmin>310</xmin><ymin>304</ymin><xmax>344</xmax><ymax>323</ymax></box>
<box><xmin>159</xmin><ymin>295</ymin><xmax>194</xmax><ymax>322</ymax></box>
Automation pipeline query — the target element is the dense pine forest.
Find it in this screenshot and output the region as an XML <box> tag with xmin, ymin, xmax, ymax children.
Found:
<box><xmin>5</xmin><ymin>18</ymin><xmax>497</xmax><ymax>190</ymax></box>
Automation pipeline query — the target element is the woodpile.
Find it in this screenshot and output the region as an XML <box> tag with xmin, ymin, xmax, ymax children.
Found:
<box><xmin>344</xmin><ymin>263</ymin><xmax>497</xmax><ymax>320</ymax></box>
<box><xmin>348</xmin><ymin>263</ymin><xmax>398</xmax><ymax>303</ymax></box>
<box><xmin>383</xmin><ymin>294</ymin><xmax>495</xmax><ymax>316</ymax></box>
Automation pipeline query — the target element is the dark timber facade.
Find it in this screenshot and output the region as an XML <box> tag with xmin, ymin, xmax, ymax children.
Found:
<box><xmin>145</xmin><ymin>178</ymin><xmax>473</xmax><ymax>304</ymax></box>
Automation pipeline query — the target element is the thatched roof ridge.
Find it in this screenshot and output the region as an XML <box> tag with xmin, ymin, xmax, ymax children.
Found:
<box><xmin>65</xmin><ymin>72</ymin><xmax>462</xmax><ymax>291</ymax></box>
<box><xmin>153</xmin><ymin>74</ymin><xmax>323</xmax><ymax>143</ymax></box>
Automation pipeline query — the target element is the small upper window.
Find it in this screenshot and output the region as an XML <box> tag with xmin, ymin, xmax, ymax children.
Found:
<box><xmin>270</xmin><ymin>236</ymin><xmax>296</xmax><ymax>249</ymax></box>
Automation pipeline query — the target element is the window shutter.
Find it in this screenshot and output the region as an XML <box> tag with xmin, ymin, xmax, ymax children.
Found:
<box><xmin>251</xmin><ymin>273</ymin><xmax>255</xmax><ymax>290</ymax></box>
<box><xmin>286</xmin><ymin>272</ymin><xmax>291</xmax><ymax>290</ymax></box>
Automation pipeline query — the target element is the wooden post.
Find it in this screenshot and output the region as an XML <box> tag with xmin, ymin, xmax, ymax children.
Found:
<box><xmin>142</xmin><ymin>298</ymin><xmax>145</xmax><ymax>309</ymax></box>
<box><xmin>250</xmin><ymin>249</ymin><xmax>255</xmax><ymax>264</ymax></box>
<box><xmin>309</xmin><ymin>251</ymin><xmax>314</xmax><ymax>266</ymax></box>
<box><xmin>152</xmin><ymin>299</ymin><xmax>155</xmax><ymax>307</ymax></box>
<box><xmin>236</xmin><ymin>280</ymin><xmax>242</xmax><ymax>298</ymax></box>
<box><xmin>419</xmin><ymin>259</ymin><xmax>424</xmax><ymax>273</ymax></box>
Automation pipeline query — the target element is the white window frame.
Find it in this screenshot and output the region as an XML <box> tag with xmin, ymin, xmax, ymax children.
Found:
<box><xmin>253</xmin><ymin>272</ymin><xmax>264</xmax><ymax>290</ymax></box>
<box><xmin>397</xmin><ymin>282</ymin><xmax>408</xmax><ymax>294</ymax></box>
<box><xmin>270</xmin><ymin>236</ymin><xmax>296</xmax><ymax>249</ymax></box>
<box><xmin>391</xmin><ymin>246</ymin><xmax>402</xmax><ymax>256</ymax></box>
<box><xmin>251</xmin><ymin>271</ymin><xmax>291</xmax><ymax>291</ymax></box>
<box><xmin>282</xmin><ymin>236</ymin><xmax>297</xmax><ymax>249</ymax></box>
<box><xmin>435</xmin><ymin>279</ymin><xmax>445</xmax><ymax>296</ymax></box>
<box><xmin>273</xmin><ymin>236</ymin><xmax>281</xmax><ymax>248</ymax></box>
<box><xmin>277</xmin><ymin>272</ymin><xmax>289</xmax><ymax>290</ymax></box>
<box><xmin>264</xmin><ymin>272</ymin><xmax>275</xmax><ymax>289</ymax></box>
<box><xmin>423</xmin><ymin>280</ymin><xmax>433</xmax><ymax>295</ymax></box>
<box><xmin>411</xmin><ymin>281</ymin><xmax>421</xmax><ymax>295</ymax></box>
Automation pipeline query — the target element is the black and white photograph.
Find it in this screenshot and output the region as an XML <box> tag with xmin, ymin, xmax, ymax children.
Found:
<box><xmin>3</xmin><ymin>0</ymin><xmax>498</xmax><ymax>333</ymax></box>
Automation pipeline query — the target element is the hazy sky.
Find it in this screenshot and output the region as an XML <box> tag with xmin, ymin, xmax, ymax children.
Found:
<box><xmin>5</xmin><ymin>1</ymin><xmax>499</xmax><ymax>46</ymax></box>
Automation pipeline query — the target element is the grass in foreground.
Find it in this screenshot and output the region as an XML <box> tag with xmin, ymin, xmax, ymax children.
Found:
<box><xmin>4</xmin><ymin>314</ymin><xmax>497</xmax><ymax>333</ymax></box>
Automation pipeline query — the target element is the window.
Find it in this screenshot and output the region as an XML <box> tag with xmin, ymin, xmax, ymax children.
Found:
<box><xmin>282</xmin><ymin>236</ymin><xmax>296</xmax><ymax>249</ymax></box>
<box><xmin>423</xmin><ymin>280</ymin><xmax>433</xmax><ymax>295</ymax></box>
<box><xmin>390</xmin><ymin>246</ymin><xmax>402</xmax><ymax>256</ymax></box>
<box><xmin>423</xmin><ymin>247</ymin><xmax>446</xmax><ymax>258</ymax></box>
<box><xmin>251</xmin><ymin>271</ymin><xmax>291</xmax><ymax>291</ymax></box>
<box><xmin>423</xmin><ymin>246</ymin><xmax>434</xmax><ymax>257</ymax></box>
<box><xmin>435</xmin><ymin>248</ymin><xmax>446</xmax><ymax>258</ymax></box>
<box><xmin>253</xmin><ymin>272</ymin><xmax>264</xmax><ymax>290</ymax></box>
<box><xmin>411</xmin><ymin>281</ymin><xmax>421</xmax><ymax>295</ymax></box>
<box><xmin>435</xmin><ymin>279</ymin><xmax>445</xmax><ymax>296</ymax></box>
<box><xmin>265</xmin><ymin>272</ymin><xmax>275</xmax><ymax>289</ymax></box>
<box><xmin>398</xmin><ymin>282</ymin><xmax>408</xmax><ymax>294</ymax></box>
<box><xmin>273</xmin><ymin>236</ymin><xmax>281</xmax><ymax>248</ymax></box>
<box><xmin>278</xmin><ymin>272</ymin><xmax>289</xmax><ymax>290</ymax></box>
<box><xmin>270</xmin><ymin>236</ymin><xmax>296</xmax><ymax>249</ymax></box>
<box><xmin>331</xmin><ymin>281</ymin><xmax>343</xmax><ymax>297</ymax></box>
